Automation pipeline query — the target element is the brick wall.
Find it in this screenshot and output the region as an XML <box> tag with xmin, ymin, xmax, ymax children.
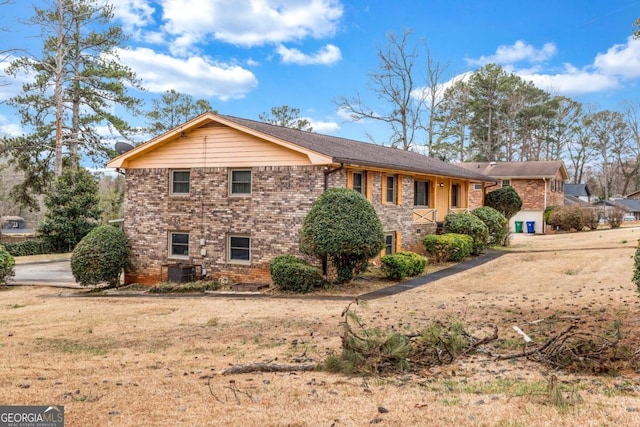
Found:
<box><xmin>124</xmin><ymin>166</ymin><xmax>439</xmax><ymax>284</ymax></box>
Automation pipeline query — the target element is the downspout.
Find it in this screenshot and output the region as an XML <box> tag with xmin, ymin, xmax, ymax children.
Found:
<box><xmin>543</xmin><ymin>177</ymin><xmax>547</xmax><ymax>234</ymax></box>
<box><xmin>321</xmin><ymin>163</ymin><xmax>344</xmax><ymax>276</ymax></box>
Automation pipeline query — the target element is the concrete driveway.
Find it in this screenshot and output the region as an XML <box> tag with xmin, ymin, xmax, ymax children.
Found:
<box><xmin>12</xmin><ymin>258</ymin><xmax>80</xmax><ymax>288</ymax></box>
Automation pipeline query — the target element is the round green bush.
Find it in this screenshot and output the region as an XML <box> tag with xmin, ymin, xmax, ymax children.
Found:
<box><xmin>485</xmin><ymin>186</ymin><xmax>522</xmax><ymax>220</ymax></box>
<box><xmin>269</xmin><ymin>255</ymin><xmax>324</xmax><ymax>293</ymax></box>
<box><xmin>472</xmin><ymin>206</ymin><xmax>508</xmax><ymax>246</ymax></box>
<box><xmin>443</xmin><ymin>212</ymin><xmax>489</xmax><ymax>255</ymax></box>
<box><xmin>71</xmin><ymin>224</ymin><xmax>129</xmax><ymax>286</ymax></box>
<box><xmin>381</xmin><ymin>251</ymin><xmax>427</xmax><ymax>280</ymax></box>
<box><xmin>301</xmin><ymin>188</ymin><xmax>384</xmax><ymax>284</ymax></box>
<box><xmin>0</xmin><ymin>245</ymin><xmax>15</xmax><ymax>284</ymax></box>
<box><xmin>423</xmin><ymin>233</ymin><xmax>473</xmax><ymax>262</ymax></box>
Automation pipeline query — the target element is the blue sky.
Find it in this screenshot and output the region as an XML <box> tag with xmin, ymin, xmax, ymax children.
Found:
<box><xmin>2</xmin><ymin>0</ymin><xmax>640</xmax><ymax>146</ymax></box>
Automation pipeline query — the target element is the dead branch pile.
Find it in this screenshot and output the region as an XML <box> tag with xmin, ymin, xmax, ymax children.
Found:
<box><xmin>324</xmin><ymin>300</ymin><xmax>497</xmax><ymax>375</ymax></box>
<box><xmin>495</xmin><ymin>323</ymin><xmax>625</xmax><ymax>373</ymax></box>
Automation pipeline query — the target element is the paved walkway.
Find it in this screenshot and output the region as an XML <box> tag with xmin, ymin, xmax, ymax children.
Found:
<box><xmin>358</xmin><ymin>249</ymin><xmax>505</xmax><ymax>300</ymax></box>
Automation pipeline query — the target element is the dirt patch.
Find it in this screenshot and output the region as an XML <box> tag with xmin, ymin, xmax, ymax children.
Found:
<box><xmin>1</xmin><ymin>227</ymin><xmax>640</xmax><ymax>426</ymax></box>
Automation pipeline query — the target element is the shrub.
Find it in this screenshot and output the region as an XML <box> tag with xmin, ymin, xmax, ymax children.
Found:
<box><xmin>443</xmin><ymin>212</ymin><xmax>489</xmax><ymax>255</ymax></box>
<box><xmin>548</xmin><ymin>206</ymin><xmax>588</xmax><ymax>231</ymax></box>
<box><xmin>544</xmin><ymin>206</ymin><xmax>558</xmax><ymax>225</ymax></box>
<box><xmin>423</xmin><ymin>233</ymin><xmax>473</xmax><ymax>263</ymax></box>
<box><xmin>3</xmin><ymin>239</ymin><xmax>54</xmax><ymax>257</ymax></box>
<box><xmin>300</xmin><ymin>188</ymin><xmax>384</xmax><ymax>284</ymax></box>
<box><xmin>607</xmin><ymin>207</ymin><xmax>625</xmax><ymax>229</ymax></box>
<box><xmin>381</xmin><ymin>251</ymin><xmax>427</xmax><ymax>280</ymax></box>
<box><xmin>269</xmin><ymin>255</ymin><xmax>324</xmax><ymax>293</ymax></box>
<box><xmin>472</xmin><ymin>206</ymin><xmax>508</xmax><ymax>246</ymax></box>
<box><xmin>0</xmin><ymin>245</ymin><xmax>15</xmax><ymax>284</ymax></box>
<box><xmin>584</xmin><ymin>208</ymin><xmax>600</xmax><ymax>230</ymax></box>
<box><xmin>633</xmin><ymin>245</ymin><xmax>640</xmax><ymax>295</ymax></box>
<box><xmin>71</xmin><ymin>225</ymin><xmax>129</xmax><ymax>287</ymax></box>
<box><xmin>485</xmin><ymin>186</ymin><xmax>522</xmax><ymax>220</ymax></box>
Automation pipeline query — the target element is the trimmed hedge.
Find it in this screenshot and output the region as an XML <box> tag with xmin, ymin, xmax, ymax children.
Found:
<box><xmin>269</xmin><ymin>255</ymin><xmax>324</xmax><ymax>293</ymax></box>
<box><xmin>443</xmin><ymin>212</ymin><xmax>490</xmax><ymax>255</ymax></box>
<box><xmin>71</xmin><ymin>225</ymin><xmax>129</xmax><ymax>286</ymax></box>
<box><xmin>423</xmin><ymin>233</ymin><xmax>473</xmax><ymax>263</ymax></box>
<box><xmin>472</xmin><ymin>206</ymin><xmax>508</xmax><ymax>246</ymax></box>
<box><xmin>380</xmin><ymin>251</ymin><xmax>427</xmax><ymax>280</ymax></box>
<box><xmin>634</xmin><ymin>246</ymin><xmax>640</xmax><ymax>296</ymax></box>
<box><xmin>0</xmin><ymin>245</ymin><xmax>15</xmax><ymax>284</ymax></box>
<box><xmin>4</xmin><ymin>239</ymin><xmax>54</xmax><ymax>257</ymax></box>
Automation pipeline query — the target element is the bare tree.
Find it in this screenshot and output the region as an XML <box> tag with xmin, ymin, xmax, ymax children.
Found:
<box><xmin>418</xmin><ymin>45</ymin><xmax>450</xmax><ymax>156</ymax></box>
<box><xmin>337</xmin><ymin>29</ymin><xmax>425</xmax><ymax>151</ymax></box>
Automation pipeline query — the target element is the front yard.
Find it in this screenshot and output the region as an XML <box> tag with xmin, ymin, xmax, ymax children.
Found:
<box><xmin>0</xmin><ymin>227</ymin><xmax>639</xmax><ymax>426</ymax></box>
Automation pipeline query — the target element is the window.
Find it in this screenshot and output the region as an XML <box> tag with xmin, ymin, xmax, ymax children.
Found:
<box><xmin>228</xmin><ymin>235</ymin><xmax>250</xmax><ymax>262</ymax></box>
<box><xmin>385</xmin><ymin>233</ymin><xmax>395</xmax><ymax>256</ymax></box>
<box><xmin>451</xmin><ymin>183</ymin><xmax>460</xmax><ymax>208</ymax></box>
<box><xmin>230</xmin><ymin>169</ymin><xmax>252</xmax><ymax>195</ymax></box>
<box><xmin>501</xmin><ymin>179</ymin><xmax>511</xmax><ymax>188</ymax></box>
<box><xmin>169</xmin><ymin>232</ymin><xmax>189</xmax><ymax>258</ymax></box>
<box><xmin>386</xmin><ymin>175</ymin><xmax>397</xmax><ymax>204</ymax></box>
<box><xmin>171</xmin><ymin>170</ymin><xmax>190</xmax><ymax>194</ymax></box>
<box><xmin>474</xmin><ymin>183</ymin><xmax>483</xmax><ymax>191</ymax></box>
<box><xmin>353</xmin><ymin>171</ymin><xmax>365</xmax><ymax>194</ymax></box>
<box><xmin>414</xmin><ymin>180</ymin><xmax>431</xmax><ymax>206</ymax></box>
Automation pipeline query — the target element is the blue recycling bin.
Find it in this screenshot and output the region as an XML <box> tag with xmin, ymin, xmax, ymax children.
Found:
<box><xmin>526</xmin><ymin>221</ymin><xmax>535</xmax><ymax>234</ymax></box>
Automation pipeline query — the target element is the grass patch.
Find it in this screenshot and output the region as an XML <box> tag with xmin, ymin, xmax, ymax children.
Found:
<box><xmin>6</xmin><ymin>304</ymin><xmax>25</xmax><ymax>309</ymax></box>
<box><xmin>36</xmin><ymin>337</ymin><xmax>112</xmax><ymax>356</ymax></box>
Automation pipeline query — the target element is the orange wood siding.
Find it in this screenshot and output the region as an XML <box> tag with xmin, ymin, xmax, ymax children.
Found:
<box><xmin>397</xmin><ymin>175</ymin><xmax>403</xmax><ymax>205</ymax></box>
<box><xmin>381</xmin><ymin>173</ymin><xmax>387</xmax><ymax>204</ymax></box>
<box><xmin>366</xmin><ymin>172</ymin><xmax>373</xmax><ymax>201</ymax></box>
<box><xmin>346</xmin><ymin>170</ymin><xmax>353</xmax><ymax>188</ymax></box>
<box><xmin>125</xmin><ymin>126</ymin><xmax>319</xmax><ymax>169</ymax></box>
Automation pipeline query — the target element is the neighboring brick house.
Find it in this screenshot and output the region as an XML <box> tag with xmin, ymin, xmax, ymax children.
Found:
<box><xmin>457</xmin><ymin>161</ymin><xmax>568</xmax><ymax>234</ymax></box>
<box><xmin>107</xmin><ymin>113</ymin><xmax>494</xmax><ymax>285</ymax></box>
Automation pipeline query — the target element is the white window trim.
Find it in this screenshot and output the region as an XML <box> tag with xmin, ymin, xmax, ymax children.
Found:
<box><xmin>229</xmin><ymin>169</ymin><xmax>252</xmax><ymax>196</ymax></box>
<box><xmin>228</xmin><ymin>234</ymin><xmax>251</xmax><ymax>264</ymax></box>
<box><xmin>170</xmin><ymin>169</ymin><xmax>191</xmax><ymax>195</ymax></box>
<box><xmin>168</xmin><ymin>231</ymin><xmax>190</xmax><ymax>260</ymax></box>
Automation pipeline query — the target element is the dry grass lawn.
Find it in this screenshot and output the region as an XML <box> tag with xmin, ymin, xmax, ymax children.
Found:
<box><xmin>2</xmin><ymin>226</ymin><xmax>640</xmax><ymax>426</ymax></box>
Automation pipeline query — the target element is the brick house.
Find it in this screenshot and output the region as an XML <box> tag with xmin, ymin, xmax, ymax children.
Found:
<box><xmin>456</xmin><ymin>161</ymin><xmax>568</xmax><ymax>234</ymax></box>
<box><xmin>107</xmin><ymin>113</ymin><xmax>494</xmax><ymax>285</ymax></box>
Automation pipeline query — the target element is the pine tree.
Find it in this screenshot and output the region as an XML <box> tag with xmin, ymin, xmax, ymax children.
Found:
<box><xmin>37</xmin><ymin>167</ymin><xmax>102</xmax><ymax>252</ymax></box>
<box><xmin>2</xmin><ymin>0</ymin><xmax>143</xmax><ymax>208</ymax></box>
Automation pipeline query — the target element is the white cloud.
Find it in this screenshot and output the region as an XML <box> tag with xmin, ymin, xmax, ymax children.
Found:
<box><xmin>116</xmin><ymin>47</ymin><xmax>258</xmax><ymax>100</ymax></box>
<box><xmin>157</xmin><ymin>0</ymin><xmax>343</xmax><ymax>50</ymax></box>
<box><xmin>0</xmin><ymin>114</ymin><xmax>22</xmax><ymax>138</ymax></box>
<box><xmin>594</xmin><ymin>36</ymin><xmax>640</xmax><ymax>79</ymax></box>
<box><xmin>518</xmin><ymin>65</ymin><xmax>619</xmax><ymax>96</ymax></box>
<box><xmin>467</xmin><ymin>40</ymin><xmax>557</xmax><ymax>66</ymax></box>
<box><xmin>276</xmin><ymin>44</ymin><xmax>341</xmax><ymax>65</ymax></box>
<box><xmin>308</xmin><ymin>119</ymin><xmax>339</xmax><ymax>133</ymax></box>
<box><xmin>109</xmin><ymin>0</ymin><xmax>156</xmax><ymax>34</ymax></box>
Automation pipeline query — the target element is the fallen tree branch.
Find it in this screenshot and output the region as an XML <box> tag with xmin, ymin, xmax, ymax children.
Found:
<box><xmin>494</xmin><ymin>324</ymin><xmax>578</xmax><ymax>360</ymax></box>
<box><xmin>221</xmin><ymin>363</ymin><xmax>317</xmax><ymax>375</ymax></box>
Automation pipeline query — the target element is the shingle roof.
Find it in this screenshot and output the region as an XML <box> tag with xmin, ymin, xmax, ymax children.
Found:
<box><xmin>565</xmin><ymin>184</ymin><xmax>591</xmax><ymax>198</ymax></box>
<box><xmin>614</xmin><ymin>199</ymin><xmax>640</xmax><ymax>212</ymax></box>
<box><xmin>455</xmin><ymin>161</ymin><xmax>567</xmax><ymax>180</ymax></box>
<box><xmin>219</xmin><ymin>115</ymin><xmax>494</xmax><ymax>182</ymax></box>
